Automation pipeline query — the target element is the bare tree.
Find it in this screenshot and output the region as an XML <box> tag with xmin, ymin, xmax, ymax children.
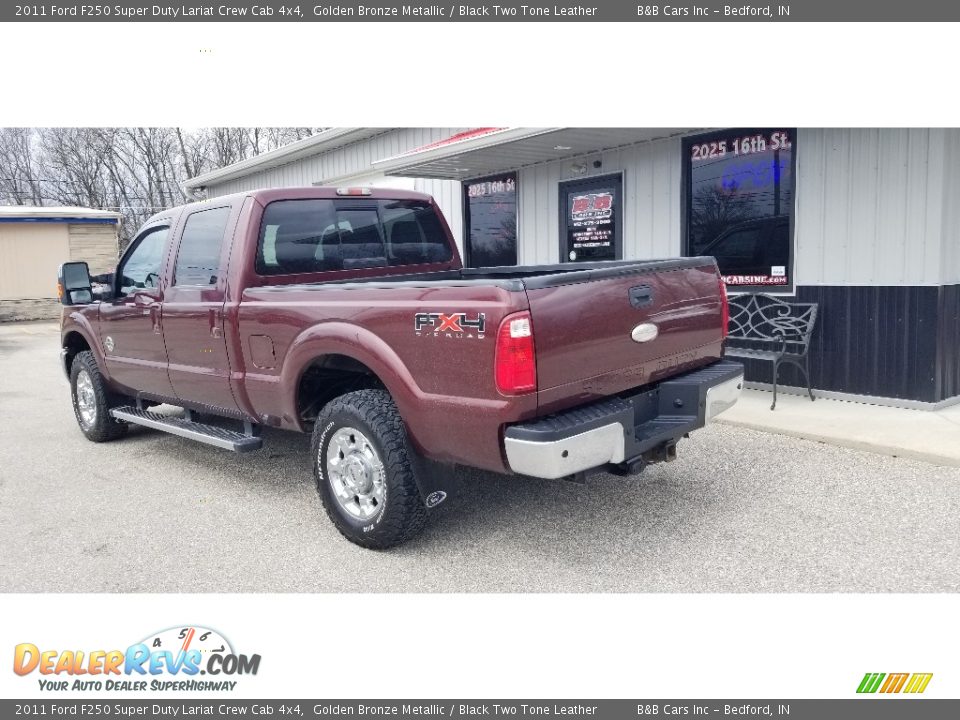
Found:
<box><xmin>39</xmin><ymin>128</ymin><xmax>113</xmax><ymax>208</ymax></box>
<box><xmin>688</xmin><ymin>184</ymin><xmax>756</xmax><ymax>253</ymax></box>
<box><xmin>0</xmin><ymin>127</ymin><xmax>323</xmax><ymax>246</ymax></box>
<box><xmin>0</xmin><ymin>128</ymin><xmax>44</xmax><ymax>205</ymax></box>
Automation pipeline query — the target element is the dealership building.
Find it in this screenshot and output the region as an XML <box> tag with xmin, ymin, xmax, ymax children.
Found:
<box><xmin>183</xmin><ymin>127</ymin><xmax>960</xmax><ymax>408</ymax></box>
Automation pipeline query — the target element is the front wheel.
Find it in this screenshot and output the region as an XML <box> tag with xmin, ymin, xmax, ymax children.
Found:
<box><xmin>70</xmin><ymin>350</ymin><xmax>128</xmax><ymax>442</ymax></box>
<box><xmin>312</xmin><ymin>389</ymin><xmax>427</xmax><ymax>549</ymax></box>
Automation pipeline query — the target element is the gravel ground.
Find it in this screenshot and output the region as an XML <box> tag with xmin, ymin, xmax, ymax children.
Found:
<box><xmin>1</xmin><ymin>322</ymin><xmax>958</xmax><ymax>593</ymax></box>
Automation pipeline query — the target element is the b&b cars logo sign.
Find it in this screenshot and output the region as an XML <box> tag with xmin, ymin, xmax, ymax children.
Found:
<box><xmin>570</xmin><ymin>192</ymin><xmax>613</xmax><ymax>223</ymax></box>
<box><xmin>568</xmin><ymin>191</ymin><xmax>616</xmax><ymax>261</ymax></box>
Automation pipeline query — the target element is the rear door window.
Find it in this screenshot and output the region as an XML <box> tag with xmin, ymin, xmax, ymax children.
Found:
<box><xmin>336</xmin><ymin>208</ymin><xmax>388</xmax><ymax>269</ymax></box>
<box><xmin>174</xmin><ymin>206</ymin><xmax>231</xmax><ymax>286</ymax></box>
<box><xmin>257</xmin><ymin>199</ymin><xmax>452</xmax><ymax>276</ymax></box>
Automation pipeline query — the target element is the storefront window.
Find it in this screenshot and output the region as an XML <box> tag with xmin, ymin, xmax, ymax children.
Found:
<box><xmin>463</xmin><ymin>173</ymin><xmax>517</xmax><ymax>267</ymax></box>
<box><xmin>683</xmin><ymin>129</ymin><xmax>795</xmax><ymax>290</ymax></box>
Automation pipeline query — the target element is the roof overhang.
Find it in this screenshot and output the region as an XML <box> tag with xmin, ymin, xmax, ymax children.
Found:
<box><xmin>372</xmin><ymin>127</ymin><xmax>696</xmax><ymax>180</ymax></box>
<box><xmin>183</xmin><ymin>128</ymin><xmax>388</xmax><ymax>190</ymax></box>
<box><xmin>0</xmin><ymin>206</ymin><xmax>121</xmax><ymax>223</ymax></box>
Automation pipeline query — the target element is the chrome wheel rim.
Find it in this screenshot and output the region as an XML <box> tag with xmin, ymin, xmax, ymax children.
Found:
<box><xmin>75</xmin><ymin>369</ymin><xmax>97</xmax><ymax>429</ymax></box>
<box><xmin>325</xmin><ymin>426</ymin><xmax>386</xmax><ymax>521</ymax></box>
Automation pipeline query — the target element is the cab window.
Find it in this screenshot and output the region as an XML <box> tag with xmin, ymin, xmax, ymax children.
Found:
<box><xmin>117</xmin><ymin>227</ymin><xmax>169</xmax><ymax>297</ymax></box>
<box><xmin>256</xmin><ymin>198</ymin><xmax>452</xmax><ymax>276</ymax></box>
<box><xmin>174</xmin><ymin>207</ymin><xmax>231</xmax><ymax>286</ymax></box>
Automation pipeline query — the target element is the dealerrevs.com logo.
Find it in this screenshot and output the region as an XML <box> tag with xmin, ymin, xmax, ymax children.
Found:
<box><xmin>13</xmin><ymin>626</ymin><xmax>261</xmax><ymax>692</ymax></box>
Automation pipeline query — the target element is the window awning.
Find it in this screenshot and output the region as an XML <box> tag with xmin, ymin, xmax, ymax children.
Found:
<box><xmin>372</xmin><ymin>127</ymin><xmax>694</xmax><ymax>180</ymax></box>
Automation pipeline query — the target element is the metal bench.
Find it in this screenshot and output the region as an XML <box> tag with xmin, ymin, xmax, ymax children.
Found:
<box><xmin>725</xmin><ymin>293</ymin><xmax>819</xmax><ymax>410</ymax></box>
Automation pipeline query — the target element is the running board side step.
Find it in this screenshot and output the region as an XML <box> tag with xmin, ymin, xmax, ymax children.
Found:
<box><xmin>110</xmin><ymin>406</ymin><xmax>262</xmax><ymax>453</ymax></box>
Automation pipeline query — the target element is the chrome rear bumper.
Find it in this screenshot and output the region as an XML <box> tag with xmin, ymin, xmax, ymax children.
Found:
<box><xmin>503</xmin><ymin>360</ymin><xmax>743</xmax><ymax>480</ymax></box>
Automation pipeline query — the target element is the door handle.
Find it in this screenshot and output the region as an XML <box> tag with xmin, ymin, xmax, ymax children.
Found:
<box><xmin>134</xmin><ymin>291</ymin><xmax>159</xmax><ymax>315</ymax></box>
<box><xmin>149</xmin><ymin>303</ymin><xmax>161</xmax><ymax>334</ymax></box>
<box><xmin>209</xmin><ymin>308</ymin><xmax>223</xmax><ymax>339</ymax></box>
<box><xmin>629</xmin><ymin>285</ymin><xmax>653</xmax><ymax>308</ymax></box>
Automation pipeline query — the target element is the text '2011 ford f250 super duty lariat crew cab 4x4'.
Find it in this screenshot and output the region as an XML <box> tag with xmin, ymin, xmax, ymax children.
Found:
<box><xmin>58</xmin><ymin>187</ymin><xmax>743</xmax><ymax>548</ymax></box>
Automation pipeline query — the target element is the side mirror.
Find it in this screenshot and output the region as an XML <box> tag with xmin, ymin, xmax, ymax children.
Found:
<box><xmin>57</xmin><ymin>262</ymin><xmax>93</xmax><ymax>305</ymax></box>
<box><xmin>90</xmin><ymin>272</ymin><xmax>115</xmax><ymax>301</ymax></box>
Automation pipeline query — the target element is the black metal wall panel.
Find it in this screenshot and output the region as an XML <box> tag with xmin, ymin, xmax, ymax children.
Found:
<box><xmin>937</xmin><ymin>284</ymin><xmax>960</xmax><ymax>401</ymax></box>
<box><xmin>734</xmin><ymin>285</ymin><xmax>945</xmax><ymax>403</ymax></box>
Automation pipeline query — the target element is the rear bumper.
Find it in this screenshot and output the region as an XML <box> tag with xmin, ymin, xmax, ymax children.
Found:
<box><xmin>503</xmin><ymin>360</ymin><xmax>744</xmax><ymax>479</ymax></box>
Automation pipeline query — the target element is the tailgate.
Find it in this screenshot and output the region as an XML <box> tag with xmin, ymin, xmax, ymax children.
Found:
<box><xmin>523</xmin><ymin>259</ymin><xmax>726</xmax><ymax>412</ymax></box>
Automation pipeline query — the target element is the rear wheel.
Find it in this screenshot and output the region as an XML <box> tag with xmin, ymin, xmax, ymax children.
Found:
<box><xmin>70</xmin><ymin>351</ymin><xmax>128</xmax><ymax>442</ymax></box>
<box><xmin>312</xmin><ymin>389</ymin><xmax>427</xmax><ymax>549</ymax></box>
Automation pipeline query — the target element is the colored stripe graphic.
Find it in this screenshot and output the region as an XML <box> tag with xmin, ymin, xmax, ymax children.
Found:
<box><xmin>857</xmin><ymin>673</ymin><xmax>885</xmax><ymax>693</ymax></box>
<box><xmin>904</xmin><ymin>673</ymin><xmax>933</xmax><ymax>694</ymax></box>
<box><xmin>880</xmin><ymin>673</ymin><xmax>909</xmax><ymax>693</ymax></box>
<box><xmin>857</xmin><ymin>672</ymin><xmax>932</xmax><ymax>694</ymax></box>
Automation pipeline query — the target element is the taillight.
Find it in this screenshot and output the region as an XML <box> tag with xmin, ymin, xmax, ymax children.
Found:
<box><xmin>335</xmin><ymin>187</ymin><xmax>372</xmax><ymax>196</ymax></box>
<box><xmin>495</xmin><ymin>311</ymin><xmax>537</xmax><ymax>395</ymax></box>
<box><xmin>718</xmin><ymin>276</ymin><xmax>729</xmax><ymax>338</ymax></box>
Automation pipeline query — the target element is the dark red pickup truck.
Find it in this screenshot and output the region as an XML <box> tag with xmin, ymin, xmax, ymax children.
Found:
<box><xmin>58</xmin><ymin>187</ymin><xmax>742</xmax><ymax>548</ymax></box>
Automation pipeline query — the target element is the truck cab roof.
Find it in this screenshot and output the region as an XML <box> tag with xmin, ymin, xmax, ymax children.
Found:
<box><xmin>146</xmin><ymin>186</ymin><xmax>437</xmax><ymax>226</ymax></box>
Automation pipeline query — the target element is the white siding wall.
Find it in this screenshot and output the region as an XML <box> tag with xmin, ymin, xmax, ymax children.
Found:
<box><xmin>206</xmin><ymin>128</ymin><xmax>467</xmax><ymax>194</ymax></box>
<box><xmin>794</xmin><ymin>128</ymin><xmax>948</xmax><ymax>287</ymax></box>
<box><xmin>517</xmin><ymin>136</ymin><xmax>682</xmax><ymax>265</ymax></box>
<box><xmin>206</xmin><ymin>128</ymin><xmax>466</xmax><ymax>251</ymax></box>
<box><xmin>939</xmin><ymin>129</ymin><xmax>960</xmax><ymax>285</ymax></box>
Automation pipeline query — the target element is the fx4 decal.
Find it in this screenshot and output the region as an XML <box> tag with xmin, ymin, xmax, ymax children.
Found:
<box><xmin>414</xmin><ymin>312</ymin><xmax>486</xmax><ymax>338</ymax></box>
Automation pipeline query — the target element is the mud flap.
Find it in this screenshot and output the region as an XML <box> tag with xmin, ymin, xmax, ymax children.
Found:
<box><xmin>412</xmin><ymin>456</ymin><xmax>461</xmax><ymax>510</ymax></box>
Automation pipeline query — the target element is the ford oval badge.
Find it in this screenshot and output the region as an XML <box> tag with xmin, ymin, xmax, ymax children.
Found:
<box><xmin>631</xmin><ymin>323</ymin><xmax>658</xmax><ymax>343</ymax></box>
<box><xmin>424</xmin><ymin>490</ymin><xmax>447</xmax><ymax>508</ymax></box>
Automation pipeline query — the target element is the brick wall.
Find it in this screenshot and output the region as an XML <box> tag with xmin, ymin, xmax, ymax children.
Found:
<box><xmin>0</xmin><ymin>298</ymin><xmax>60</xmax><ymax>322</ymax></box>
<box><xmin>68</xmin><ymin>223</ymin><xmax>119</xmax><ymax>274</ymax></box>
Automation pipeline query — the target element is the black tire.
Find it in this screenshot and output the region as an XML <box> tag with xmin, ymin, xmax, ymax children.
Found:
<box><xmin>311</xmin><ymin>389</ymin><xmax>427</xmax><ymax>549</ymax></box>
<box><xmin>70</xmin><ymin>350</ymin><xmax>128</xmax><ymax>443</ymax></box>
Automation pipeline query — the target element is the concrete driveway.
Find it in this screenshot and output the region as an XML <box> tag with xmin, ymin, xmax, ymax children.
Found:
<box><xmin>1</xmin><ymin>322</ymin><xmax>958</xmax><ymax>592</ymax></box>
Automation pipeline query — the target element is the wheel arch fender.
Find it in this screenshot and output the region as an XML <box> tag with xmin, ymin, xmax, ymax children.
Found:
<box><xmin>279</xmin><ymin>322</ymin><xmax>425</xmax><ymax>434</ymax></box>
<box><xmin>61</xmin><ymin>312</ymin><xmax>108</xmax><ymax>379</ymax></box>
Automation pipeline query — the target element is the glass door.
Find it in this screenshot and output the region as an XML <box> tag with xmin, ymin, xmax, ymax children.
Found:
<box><xmin>559</xmin><ymin>173</ymin><xmax>623</xmax><ymax>263</ymax></box>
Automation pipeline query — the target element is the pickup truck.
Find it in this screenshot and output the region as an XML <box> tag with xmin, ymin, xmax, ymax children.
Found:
<box><xmin>58</xmin><ymin>187</ymin><xmax>743</xmax><ymax>549</ymax></box>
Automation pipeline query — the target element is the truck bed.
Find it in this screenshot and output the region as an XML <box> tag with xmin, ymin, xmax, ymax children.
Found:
<box><xmin>242</xmin><ymin>256</ymin><xmax>726</xmax><ymax>424</ymax></box>
<box><xmin>272</xmin><ymin>257</ymin><xmax>714</xmax><ymax>291</ymax></box>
